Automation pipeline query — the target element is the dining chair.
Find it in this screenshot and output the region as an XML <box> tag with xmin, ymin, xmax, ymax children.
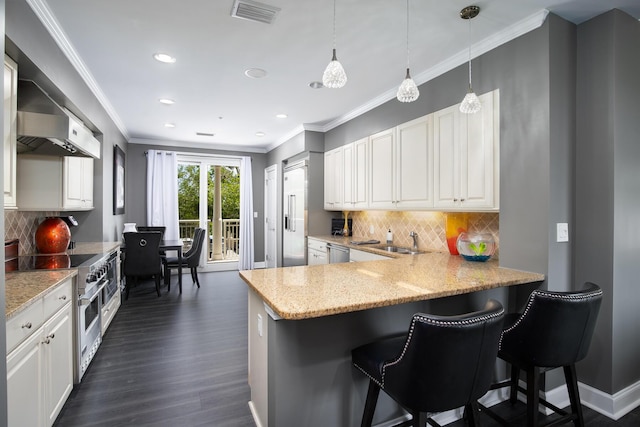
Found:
<box><xmin>123</xmin><ymin>231</ymin><xmax>163</xmax><ymax>299</ymax></box>
<box><xmin>352</xmin><ymin>299</ymin><xmax>505</xmax><ymax>427</ymax></box>
<box><xmin>163</xmin><ymin>228</ymin><xmax>206</xmax><ymax>293</ymax></box>
<box><xmin>136</xmin><ymin>226</ymin><xmax>166</xmax><ymax>239</ymax></box>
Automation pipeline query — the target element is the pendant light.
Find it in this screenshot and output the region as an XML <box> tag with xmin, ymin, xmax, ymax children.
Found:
<box><xmin>459</xmin><ymin>5</ymin><xmax>481</xmax><ymax>114</ymax></box>
<box><xmin>322</xmin><ymin>0</ymin><xmax>347</xmax><ymax>88</ymax></box>
<box><xmin>396</xmin><ymin>0</ymin><xmax>419</xmax><ymax>102</ymax></box>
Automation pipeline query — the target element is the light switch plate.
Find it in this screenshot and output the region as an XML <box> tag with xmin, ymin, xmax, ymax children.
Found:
<box><xmin>557</xmin><ymin>223</ymin><xmax>569</xmax><ymax>242</ymax></box>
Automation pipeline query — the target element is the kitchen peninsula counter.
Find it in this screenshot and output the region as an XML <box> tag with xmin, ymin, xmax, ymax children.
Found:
<box><xmin>240</xmin><ymin>253</ymin><xmax>544</xmax><ymax>427</ymax></box>
<box><xmin>240</xmin><ymin>252</ymin><xmax>544</xmax><ymax>320</ymax></box>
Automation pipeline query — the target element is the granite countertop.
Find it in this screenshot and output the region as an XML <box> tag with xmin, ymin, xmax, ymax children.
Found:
<box><xmin>5</xmin><ymin>241</ymin><xmax>120</xmax><ymax>319</ymax></box>
<box><xmin>239</xmin><ymin>252</ymin><xmax>545</xmax><ymax>320</ymax></box>
<box><xmin>5</xmin><ymin>270</ymin><xmax>78</xmax><ymax>319</ymax></box>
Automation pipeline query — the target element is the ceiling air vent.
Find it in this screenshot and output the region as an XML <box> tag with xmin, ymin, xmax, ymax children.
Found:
<box><xmin>231</xmin><ymin>0</ymin><xmax>281</xmax><ymax>24</ymax></box>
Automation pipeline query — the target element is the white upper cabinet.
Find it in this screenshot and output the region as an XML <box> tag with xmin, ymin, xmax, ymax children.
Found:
<box><xmin>434</xmin><ymin>90</ymin><xmax>499</xmax><ymax>211</ymax></box>
<box><xmin>325</xmin><ymin>89</ymin><xmax>499</xmax><ymax>212</ymax></box>
<box><xmin>17</xmin><ymin>154</ymin><xmax>95</xmax><ymax>211</ymax></box>
<box><xmin>368</xmin><ymin>128</ymin><xmax>396</xmax><ymax>209</ymax></box>
<box><xmin>4</xmin><ymin>55</ymin><xmax>18</xmax><ymax>209</ymax></box>
<box><xmin>395</xmin><ymin>115</ymin><xmax>434</xmax><ymax>209</ymax></box>
<box><xmin>324</xmin><ymin>146</ymin><xmax>345</xmax><ymax>210</ymax></box>
<box><xmin>63</xmin><ymin>156</ymin><xmax>94</xmax><ymax>209</ymax></box>
<box><xmin>352</xmin><ymin>137</ymin><xmax>368</xmax><ymax>209</ymax></box>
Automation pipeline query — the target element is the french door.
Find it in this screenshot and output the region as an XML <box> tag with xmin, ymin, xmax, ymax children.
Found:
<box><xmin>177</xmin><ymin>155</ymin><xmax>241</xmax><ymax>271</ymax></box>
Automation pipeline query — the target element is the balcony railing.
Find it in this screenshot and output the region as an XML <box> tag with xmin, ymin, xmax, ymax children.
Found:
<box><xmin>178</xmin><ymin>219</ymin><xmax>240</xmax><ymax>261</ymax></box>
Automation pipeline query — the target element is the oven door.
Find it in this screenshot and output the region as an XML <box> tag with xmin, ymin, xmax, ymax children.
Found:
<box><xmin>77</xmin><ymin>278</ymin><xmax>105</xmax><ymax>381</ymax></box>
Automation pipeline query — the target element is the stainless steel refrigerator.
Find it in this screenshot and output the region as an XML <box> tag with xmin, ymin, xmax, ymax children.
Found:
<box><xmin>282</xmin><ymin>154</ymin><xmax>334</xmax><ymax>267</ymax></box>
<box><xmin>283</xmin><ymin>160</ymin><xmax>307</xmax><ymax>266</ymax></box>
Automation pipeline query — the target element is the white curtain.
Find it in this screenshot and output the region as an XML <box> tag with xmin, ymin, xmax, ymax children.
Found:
<box><xmin>146</xmin><ymin>150</ymin><xmax>179</xmax><ymax>241</ymax></box>
<box><xmin>239</xmin><ymin>156</ymin><xmax>254</xmax><ymax>270</ymax></box>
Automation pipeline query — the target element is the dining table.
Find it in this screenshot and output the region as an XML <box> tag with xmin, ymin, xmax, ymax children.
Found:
<box><xmin>121</xmin><ymin>238</ymin><xmax>184</xmax><ymax>292</ymax></box>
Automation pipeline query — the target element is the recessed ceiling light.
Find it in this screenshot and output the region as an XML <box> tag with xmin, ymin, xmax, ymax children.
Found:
<box><xmin>244</xmin><ymin>68</ymin><xmax>268</xmax><ymax>79</ymax></box>
<box><xmin>153</xmin><ymin>53</ymin><xmax>176</xmax><ymax>63</ymax></box>
<box><xmin>309</xmin><ymin>81</ymin><xmax>324</xmax><ymax>89</ymax></box>
<box><xmin>159</xmin><ymin>98</ymin><xmax>175</xmax><ymax>105</ymax></box>
<box><xmin>255</xmin><ymin>131</ymin><xmax>265</xmax><ymax>137</ymax></box>
<box><xmin>164</xmin><ymin>123</ymin><xmax>176</xmax><ymax>128</ymax></box>
<box><xmin>275</xmin><ymin>113</ymin><xmax>288</xmax><ymax>119</ymax></box>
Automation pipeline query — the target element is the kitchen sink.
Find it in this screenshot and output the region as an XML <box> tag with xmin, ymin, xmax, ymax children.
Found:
<box><xmin>373</xmin><ymin>245</ymin><xmax>425</xmax><ymax>255</ymax></box>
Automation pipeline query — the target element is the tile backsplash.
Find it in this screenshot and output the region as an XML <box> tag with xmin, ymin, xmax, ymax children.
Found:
<box><xmin>4</xmin><ymin>210</ymin><xmax>60</xmax><ymax>255</ymax></box>
<box><xmin>347</xmin><ymin>211</ymin><xmax>499</xmax><ymax>257</ymax></box>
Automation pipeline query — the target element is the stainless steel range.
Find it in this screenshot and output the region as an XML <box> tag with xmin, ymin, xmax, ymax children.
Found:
<box><xmin>17</xmin><ymin>249</ymin><xmax>119</xmax><ymax>382</ymax></box>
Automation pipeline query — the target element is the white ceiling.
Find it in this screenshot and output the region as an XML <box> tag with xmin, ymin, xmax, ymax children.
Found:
<box><xmin>33</xmin><ymin>0</ymin><xmax>640</xmax><ymax>153</ymax></box>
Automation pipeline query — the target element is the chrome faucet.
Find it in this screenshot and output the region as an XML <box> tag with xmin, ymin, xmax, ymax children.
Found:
<box><xmin>409</xmin><ymin>231</ymin><xmax>418</xmax><ymax>250</ymax></box>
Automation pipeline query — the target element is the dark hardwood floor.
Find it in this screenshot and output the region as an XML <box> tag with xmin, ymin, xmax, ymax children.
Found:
<box><xmin>54</xmin><ymin>271</ymin><xmax>254</xmax><ymax>427</ymax></box>
<box><xmin>53</xmin><ymin>270</ymin><xmax>640</xmax><ymax>427</ymax></box>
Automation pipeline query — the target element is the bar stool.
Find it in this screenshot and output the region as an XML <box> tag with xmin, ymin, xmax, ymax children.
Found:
<box><xmin>479</xmin><ymin>282</ymin><xmax>603</xmax><ymax>427</ymax></box>
<box><xmin>351</xmin><ymin>299</ymin><xmax>505</xmax><ymax>427</ymax></box>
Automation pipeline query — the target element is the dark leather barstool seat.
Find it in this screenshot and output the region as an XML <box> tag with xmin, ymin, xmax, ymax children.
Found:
<box><xmin>352</xmin><ymin>299</ymin><xmax>505</xmax><ymax>427</ymax></box>
<box><xmin>480</xmin><ymin>282</ymin><xmax>603</xmax><ymax>427</ymax></box>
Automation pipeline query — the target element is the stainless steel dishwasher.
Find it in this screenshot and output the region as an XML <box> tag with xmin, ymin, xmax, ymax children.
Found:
<box><xmin>327</xmin><ymin>243</ymin><xmax>350</xmax><ymax>264</ymax></box>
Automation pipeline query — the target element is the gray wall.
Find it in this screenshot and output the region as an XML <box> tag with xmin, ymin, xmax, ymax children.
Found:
<box><xmin>575</xmin><ymin>10</ymin><xmax>640</xmax><ymax>395</ymax></box>
<box><xmin>325</xmin><ymin>12</ymin><xmax>640</xmax><ymax>398</ymax></box>
<box><xmin>126</xmin><ymin>143</ymin><xmax>267</xmax><ymax>262</ymax></box>
<box><xmin>266</xmin><ymin>130</ymin><xmax>337</xmax><ymax>266</ymax></box>
<box><xmin>5</xmin><ymin>0</ymin><xmax>128</xmax><ymax>242</ymax></box>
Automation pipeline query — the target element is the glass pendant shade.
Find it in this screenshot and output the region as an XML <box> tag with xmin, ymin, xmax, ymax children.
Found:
<box><xmin>322</xmin><ymin>49</ymin><xmax>347</xmax><ymax>88</ymax></box>
<box><xmin>397</xmin><ymin>68</ymin><xmax>419</xmax><ymax>103</ymax></box>
<box><xmin>460</xmin><ymin>90</ymin><xmax>481</xmax><ymax>114</ymax></box>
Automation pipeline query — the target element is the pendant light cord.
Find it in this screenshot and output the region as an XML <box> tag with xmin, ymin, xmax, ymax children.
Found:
<box><xmin>406</xmin><ymin>0</ymin><xmax>410</xmax><ymax>69</ymax></box>
<box><xmin>332</xmin><ymin>0</ymin><xmax>337</xmax><ymax>50</ymax></box>
<box><xmin>467</xmin><ymin>16</ymin><xmax>472</xmax><ymax>91</ymax></box>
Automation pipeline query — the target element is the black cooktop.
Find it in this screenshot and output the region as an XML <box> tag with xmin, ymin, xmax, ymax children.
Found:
<box><xmin>17</xmin><ymin>253</ymin><xmax>100</xmax><ymax>271</ymax></box>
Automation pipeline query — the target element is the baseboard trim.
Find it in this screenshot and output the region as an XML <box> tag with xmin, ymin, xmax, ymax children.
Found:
<box><xmin>248</xmin><ymin>401</ymin><xmax>264</xmax><ymax>427</ymax></box>
<box><xmin>509</xmin><ymin>378</ymin><xmax>640</xmax><ymax>421</ymax></box>
<box><xmin>578</xmin><ymin>380</ymin><xmax>640</xmax><ymax>420</ymax></box>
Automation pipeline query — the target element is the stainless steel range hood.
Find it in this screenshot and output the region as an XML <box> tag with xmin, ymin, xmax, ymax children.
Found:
<box><xmin>17</xmin><ymin>80</ymin><xmax>101</xmax><ymax>159</ymax></box>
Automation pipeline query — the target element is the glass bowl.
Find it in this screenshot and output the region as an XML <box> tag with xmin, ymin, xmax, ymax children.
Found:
<box><xmin>456</xmin><ymin>232</ymin><xmax>495</xmax><ymax>262</ymax></box>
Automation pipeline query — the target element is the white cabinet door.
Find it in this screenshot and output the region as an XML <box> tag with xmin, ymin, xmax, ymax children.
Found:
<box><xmin>307</xmin><ymin>238</ymin><xmax>328</xmax><ymax>265</ymax></box>
<box><xmin>396</xmin><ymin>115</ymin><xmax>433</xmax><ymax>209</ymax></box>
<box><xmin>63</xmin><ymin>157</ymin><xmax>94</xmax><ymax>209</ymax></box>
<box><xmin>324</xmin><ymin>147</ymin><xmax>344</xmax><ymax>210</ymax></box>
<box><xmin>434</xmin><ymin>91</ymin><xmax>498</xmax><ymax>211</ymax></box>
<box><xmin>342</xmin><ymin>143</ymin><xmax>354</xmax><ymax>208</ymax></box>
<box><xmin>43</xmin><ymin>303</ymin><xmax>73</xmax><ymax>427</ymax></box>
<box><xmin>7</xmin><ymin>328</ymin><xmax>44</xmax><ymax>427</ymax></box>
<box><xmin>460</xmin><ymin>91</ymin><xmax>498</xmax><ymax>209</ymax></box>
<box><xmin>4</xmin><ymin>55</ymin><xmax>18</xmax><ymax>209</ymax></box>
<box><xmin>353</xmin><ymin>137</ymin><xmax>368</xmax><ymax>209</ymax></box>
<box><xmin>368</xmin><ymin>128</ymin><xmax>396</xmax><ymax>209</ymax></box>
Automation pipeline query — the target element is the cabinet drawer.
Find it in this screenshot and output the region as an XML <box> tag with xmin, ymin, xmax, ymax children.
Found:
<box><xmin>307</xmin><ymin>239</ymin><xmax>327</xmax><ymax>252</ymax></box>
<box><xmin>44</xmin><ymin>279</ymin><xmax>73</xmax><ymax>321</ymax></box>
<box><xmin>6</xmin><ymin>299</ymin><xmax>44</xmax><ymax>353</ymax></box>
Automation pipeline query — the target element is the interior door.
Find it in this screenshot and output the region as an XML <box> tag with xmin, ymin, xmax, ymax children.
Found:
<box><xmin>264</xmin><ymin>165</ymin><xmax>278</xmax><ymax>268</ymax></box>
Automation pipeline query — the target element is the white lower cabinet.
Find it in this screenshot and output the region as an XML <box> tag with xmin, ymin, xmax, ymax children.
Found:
<box><xmin>7</xmin><ymin>279</ymin><xmax>74</xmax><ymax>427</ymax></box>
<box><xmin>307</xmin><ymin>238</ymin><xmax>328</xmax><ymax>265</ymax></box>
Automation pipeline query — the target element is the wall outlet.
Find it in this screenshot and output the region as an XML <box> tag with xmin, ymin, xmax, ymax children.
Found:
<box><xmin>257</xmin><ymin>314</ymin><xmax>263</xmax><ymax>337</ymax></box>
<box><xmin>369</xmin><ymin>224</ymin><xmax>375</xmax><ymax>235</ymax></box>
<box><xmin>557</xmin><ymin>223</ymin><xmax>569</xmax><ymax>242</ymax></box>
